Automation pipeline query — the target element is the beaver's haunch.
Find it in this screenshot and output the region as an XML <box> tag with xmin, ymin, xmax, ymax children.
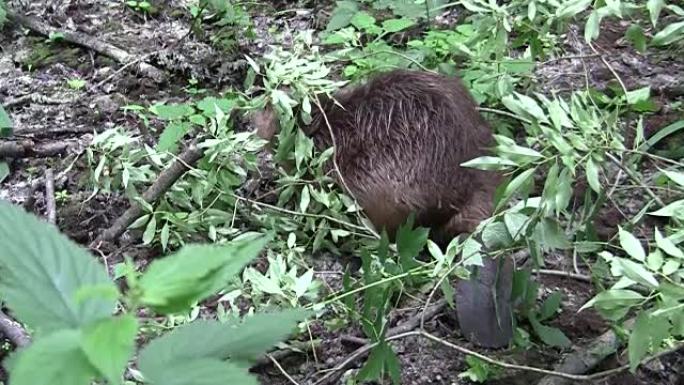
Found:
<box><xmin>255</xmin><ymin>69</ymin><xmax>514</xmax><ymax>348</ymax></box>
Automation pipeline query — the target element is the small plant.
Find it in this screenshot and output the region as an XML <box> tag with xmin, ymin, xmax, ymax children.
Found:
<box><xmin>125</xmin><ymin>0</ymin><xmax>152</xmax><ymax>14</ymax></box>
<box><xmin>67</xmin><ymin>78</ymin><xmax>86</xmax><ymax>90</ymax></box>
<box><xmin>55</xmin><ymin>190</ymin><xmax>70</xmax><ymax>204</ymax></box>
<box><xmin>0</xmin><ymin>200</ymin><xmax>310</xmax><ymax>385</ymax></box>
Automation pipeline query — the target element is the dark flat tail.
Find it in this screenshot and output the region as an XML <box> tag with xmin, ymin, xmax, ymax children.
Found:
<box><xmin>455</xmin><ymin>256</ymin><xmax>514</xmax><ymax>348</ymax></box>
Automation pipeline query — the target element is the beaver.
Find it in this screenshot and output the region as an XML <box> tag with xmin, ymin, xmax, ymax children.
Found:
<box><xmin>253</xmin><ymin>69</ymin><xmax>514</xmax><ymax>348</ymax></box>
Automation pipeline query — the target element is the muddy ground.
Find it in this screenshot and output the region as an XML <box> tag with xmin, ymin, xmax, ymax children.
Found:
<box><xmin>1</xmin><ymin>1</ymin><xmax>683</xmax><ymax>384</ymax></box>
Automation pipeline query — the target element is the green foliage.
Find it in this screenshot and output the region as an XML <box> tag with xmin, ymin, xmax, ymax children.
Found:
<box><xmin>126</xmin><ymin>0</ymin><xmax>153</xmax><ymax>13</ymax></box>
<box><xmin>0</xmin><ymin>200</ymin><xmax>309</xmax><ymax>385</ymax></box>
<box><xmin>88</xmin><ymin>94</ymin><xmax>264</xmax><ymax>250</ymax></box>
<box><xmin>0</xmin><ymin>200</ymin><xmax>118</xmax><ymax>336</ymax></box>
<box><xmin>77</xmin><ymin>0</ymin><xmax>684</xmax><ymax>378</ymax></box>
<box><xmin>0</xmin><ymin>0</ymin><xmax>6</xmax><ymax>26</ymax></box>
<box><xmin>458</xmin><ymin>355</ymin><xmax>502</xmax><ymax>383</ymax></box>
<box><xmin>192</xmin><ymin>0</ymin><xmax>255</xmax><ymax>50</ymax></box>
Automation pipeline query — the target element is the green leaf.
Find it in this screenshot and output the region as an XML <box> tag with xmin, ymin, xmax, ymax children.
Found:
<box><xmin>650</xmin><ymin>199</ymin><xmax>684</xmax><ymax>219</ymax></box>
<box><xmin>626</xmin><ymin>24</ymin><xmax>647</xmax><ymax>53</ymax></box>
<box><xmin>358</xmin><ymin>342</ymin><xmax>401</xmax><ymax>385</ymax></box>
<box><xmin>619</xmin><ymin>227</ymin><xmax>646</xmax><ymax>261</ymax></box>
<box><xmin>547</xmin><ymin>99</ymin><xmax>573</xmax><ymax>130</ymax></box>
<box><xmin>0</xmin><ymin>104</ymin><xmax>12</xmax><ymax>137</ymax></box>
<box><xmin>350</xmin><ymin>11</ymin><xmax>376</xmax><ymax>30</ymax></box>
<box><xmin>580</xmin><ymin>289</ymin><xmax>644</xmax><ymax>312</ymax></box>
<box><xmin>326</xmin><ymin>0</ymin><xmax>359</xmax><ymax>31</ymax></box>
<box><xmin>661</xmin><ymin>259</ymin><xmax>680</xmax><ymax>275</ymax></box>
<box><xmin>139</xmin><ymin>234</ymin><xmax>270</xmax><ymax>313</ymax></box>
<box><xmin>584</xmin><ymin>10</ymin><xmax>601</xmax><ymax>43</ymax></box>
<box><xmin>142</xmin><ymin>215</ymin><xmax>157</xmax><ymax>245</ymax></box>
<box><xmin>0</xmin><ymin>161</ymin><xmax>9</xmax><ymax>183</ymax></box>
<box><xmin>496</xmin><ymin>142</ymin><xmax>544</xmax><ymax>165</ymax></box>
<box><xmin>157</xmin><ymin>122</ymin><xmax>191</xmax><ymax>153</ymax></box>
<box><xmin>139</xmin><ymin>309</ymin><xmax>310</xmax><ymax>379</ymax></box>
<box><xmin>396</xmin><ymin>216</ymin><xmax>428</xmax><ymax>270</ymax></box>
<box><xmin>529</xmin><ymin>315</ymin><xmax>571</xmax><ymax>348</ymax></box>
<box><xmin>539</xmin><ymin>292</ymin><xmax>562</xmax><ymax>321</ymax></box>
<box><xmin>625</xmin><ymin>87</ymin><xmax>651</xmax><ymax>105</ymax></box>
<box><xmin>654</xmin><ymin>228</ymin><xmax>684</xmax><ymax>259</ymax></box>
<box><xmin>299</xmin><ymin>185</ymin><xmax>311</xmax><ymax>213</ymax></box>
<box><xmin>528</xmin><ymin>1</ymin><xmax>537</xmax><ymax>21</ymax></box>
<box><xmin>532</xmin><ymin>218</ymin><xmax>571</xmax><ymax>250</ymax></box>
<box><xmin>81</xmin><ymin>315</ymin><xmax>138</xmax><ymax>385</ymax></box>
<box><xmin>646</xmin><ymin>250</ymin><xmax>664</xmax><ymax>271</ymax></box>
<box><xmin>585</xmin><ymin>157</ymin><xmax>601</xmax><ymax>193</ymax></box>
<box><xmin>555</xmin><ymin>0</ymin><xmax>592</xmax><ymax>19</ymax></box>
<box><xmin>652</xmin><ymin>21</ymin><xmax>684</xmax><ymax>46</ymax></box>
<box><xmin>196</xmin><ymin>97</ymin><xmax>236</xmax><ymax>117</ymax></box>
<box><xmin>497</xmin><ymin>168</ymin><xmax>536</xmax><ymax>210</ymax></box>
<box><xmin>381</xmin><ymin>18</ymin><xmax>415</xmax><ymax>33</ymax></box>
<box><xmin>481</xmin><ymin>221</ymin><xmax>513</xmax><ymax>249</ymax></box>
<box><xmin>460</xmin><ymin>156</ymin><xmax>518</xmax><ymax>171</ymax></box>
<box><xmin>629</xmin><ymin>312</ymin><xmax>650</xmax><ymax>372</ymax></box>
<box><xmin>0</xmin><ymin>201</ymin><xmax>116</xmax><ymax>335</ymax></box>
<box><xmin>151</xmin><ymin>103</ymin><xmax>194</xmax><ymax>120</ymax></box>
<box><xmin>504</xmin><ymin>212</ymin><xmax>529</xmax><ymax>241</ymax></box>
<box><xmin>617</xmin><ymin>258</ymin><xmax>659</xmax><ymax>288</ymax></box>
<box><xmin>648</xmin><ymin>0</ymin><xmax>666</xmax><ymax>26</ymax></box>
<box><xmin>505</xmin><ymin>93</ymin><xmax>547</xmax><ymax>123</ymax></box>
<box><xmin>160</xmin><ymin>222</ymin><xmax>170</xmax><ymax>251</ymax></box>
<box><xmin>661</xmin><ymin>169</ymin><xmax>684</xmax><ymax>189</ymax></box>
<box><xmin>10</xmin><ymin>329</ymin><xmax>100</xmax><ymax>385</ymax></box>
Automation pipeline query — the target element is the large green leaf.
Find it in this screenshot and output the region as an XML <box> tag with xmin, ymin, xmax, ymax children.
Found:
<box><xmin>9</xmin><ymin>329</ymin><xmax>100</xmax><ymax>385</ymax></box>
<box><xmin>138</xmin><ymin>234</ymin><xmax>270</xmax><ymax>314</ymax></box>
<box><xmin>0</xmin><ymin>200</ymin><xmax>117</xmax><ymax>335</ymax></box>
<box><xmin>138</xmin><ymin>309</ymin><xmax>309</xmax><ymax>380</ymax></box>
<box><xmin>81</xmin><ymin>315</ymin><xmax>138</xmax><ymax>385</ymax></box>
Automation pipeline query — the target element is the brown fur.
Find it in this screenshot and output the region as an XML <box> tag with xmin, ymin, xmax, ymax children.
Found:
<box><xmin>256</xmin><ymin>70</ymin><xmax>500</xmax><ymax>242</ymax></box>
<box><xmin>253</xmin><ymin>69</ymin><xmax>513</xmax><ymax>347</ymax></box>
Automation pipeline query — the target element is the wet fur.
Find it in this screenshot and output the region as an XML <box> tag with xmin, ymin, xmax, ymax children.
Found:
<box><xmin>254</xmin><ymin>69</ymin><xmax>514</xmax><ymax>347</ymax></box>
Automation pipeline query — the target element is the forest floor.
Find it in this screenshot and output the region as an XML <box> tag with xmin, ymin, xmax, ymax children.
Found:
<box><xmin>1</xmin><ymin>1</ymin><xmax>684</xmax><ymax>384</ymax></box>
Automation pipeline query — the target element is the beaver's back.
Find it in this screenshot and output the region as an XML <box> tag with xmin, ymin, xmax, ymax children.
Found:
<box><xmin>309</xmin><ymin>70</ymin><xmax>498</xmax><ymax>241</ymax></box>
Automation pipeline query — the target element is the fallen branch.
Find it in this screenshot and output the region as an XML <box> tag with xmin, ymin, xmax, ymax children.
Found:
<box><xmin>0</xmin><ymin>310</ymin><xmax>30</xmax><ymax>347</ymax></box>
<box><xmin>4</xmin><ymin>94</ymin><xmax>78</xmax><ymax>109</ymax></box>
<box><xmin>90</xmin><ymin>145</ymin><xmax>205</xmax><ymax>248</ymax></box>
<box><xmin>7</xmin><ymin>9</ymin><xmax>164</xmax><ymax>82</ymax></box>
<box><xmin>0</xmin><ymin>140</ymin><xmax>76</xmax><ymax>158</ymax></box>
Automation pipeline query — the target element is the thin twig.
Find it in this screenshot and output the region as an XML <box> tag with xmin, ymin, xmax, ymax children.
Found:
<box><xmin>536</xmin><ymin>269</ymin><xmax>592</xmax><ymax>283</ymax></box>
<box><xmin>606</xmin><ymin>153</ymin><xmax>665</xmax><ymax>207</ymax></box>
<box><xmin>267</xmin><ymin>354</ymin><xmax>301</xmax><ymax>385</ymax></box>
<box><xmin>588</xmin><ymin>42</ymin><xmax>628</xmax><ymax>96</ymax></box>
<box><xmin>44</xmin><ymin>169</ymin><xmax>56</xmax><ymax>225</ymax></box>
<box><xmin>232</xmin><ymin>193</ymin><xmax>370</xmax><ymax>234</ymax></box>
